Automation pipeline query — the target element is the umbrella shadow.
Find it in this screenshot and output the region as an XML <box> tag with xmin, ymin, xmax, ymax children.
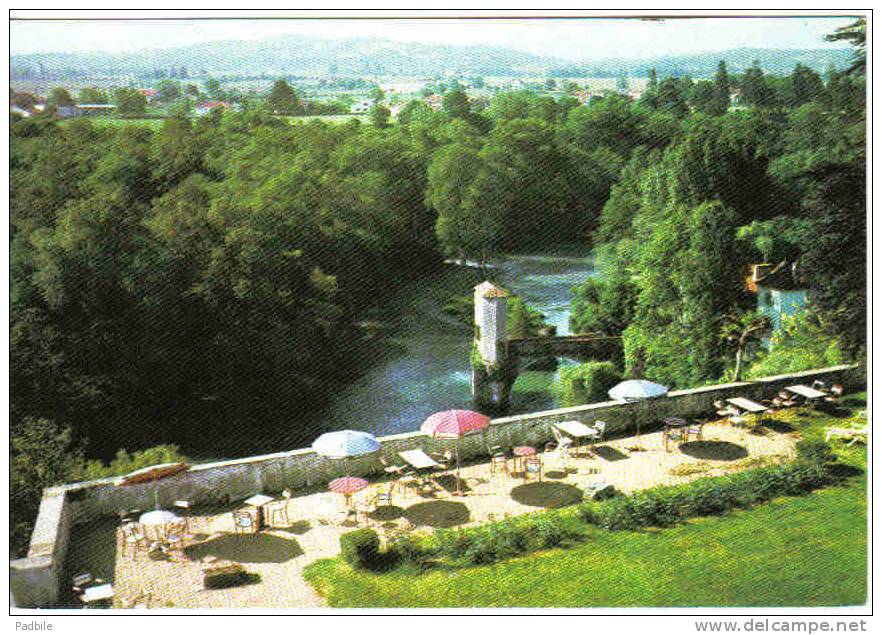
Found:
<box><xmin>274</xmin><ymin>520</ymin><xmax>312</xmax><ymax>536</ymax></box>
<box><xmin>368</xmin><ymin>505</ymin><xmax>405</xmax><ymax>522</ymax></box>
<box><xmin>592</xmin><ymin>446</ymin><xmax>630</xmax><ymax>462</ymax></box>
<box><xmin>433</xmin><ymin>474</ymin><xmax>472</xmax><ymax>494</ymax></box>
<box><xmin>679</xmin><ymin>441</ymin><xmax>748</xmax><ymax>461</ymax></box>
<box><xmin>511</xmin><ymin>482</ymin><xmax>583</xmax><ymax>509</ymax></box>
<box><xmin>405</xmin><ymin>501</ymin><xmax>470</xmax><ymax>528</ymax></box>
<box><xmin>185</xmin><ymin>533</ymin><xmax>304</xmax><ymax>564</ymax></box>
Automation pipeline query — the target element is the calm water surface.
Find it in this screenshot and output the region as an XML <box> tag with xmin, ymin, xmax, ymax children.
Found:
<box><xmin>196</xmin><ymin>250</ymin><xmax>596</xmax><ymax>460</ymax></box>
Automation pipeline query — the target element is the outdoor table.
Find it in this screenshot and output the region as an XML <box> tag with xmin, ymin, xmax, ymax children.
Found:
<box><xmin>398</xmin><ymin>449</ymin><xmax>443</xmax><ymax>489</ymax></box>
<box><xmin>512</xmin><ymin>446</ymin><xmax>536</xmax><ymax>478</ymax></box>
<box><xmin>554</xmin><ymin>420</ymin><xmax>595</xmax><ymax>439</ymax></box>
<box><xmin>244</xmin><ymin>494</ymin><xmax>274</xmax><ymax>529</ymax></box>
<box><xmin>726</xmin><ymin>397</ymin><xmax>768</xmax><ymax>413</ymax></box>
<box><xmin>554</xmin><ymin>420</ymin><xmax>601</xmax><ymax>456</ymax></box>
<box><xmin>80</xmin><ymin>583</ymin><xmax>114</xmax><ymax>605</ymax></box>
<box><xmin>663</xmin><ymin>416</ymin><xmax>688</xmax><ymax>427</ymax></box>
<box><xmin>786</xmin><ymin>384</ymin><xmax>827</xmax><ymax>401</ymax></box>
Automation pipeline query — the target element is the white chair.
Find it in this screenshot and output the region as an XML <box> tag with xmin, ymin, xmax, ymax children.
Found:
<box><xmin>586</xmin><ymin>421</ymin><xmax>607</xmax><ymax>442</ymax></box>
<box><xmin>232</xmin><ymin>509</ymin><xmax>257</xmax><ymax>534</ymax></box>
<box><xmin>173</xmin><ymin>500</ymin><xmax>192</xmax><ymax>534</ymax></box>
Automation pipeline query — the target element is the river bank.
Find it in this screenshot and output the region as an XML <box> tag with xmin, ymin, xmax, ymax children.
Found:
<box><xmin>188</xmin><ymin>247</ymin><xmax>596</xmax><ymax>461</ymax></box>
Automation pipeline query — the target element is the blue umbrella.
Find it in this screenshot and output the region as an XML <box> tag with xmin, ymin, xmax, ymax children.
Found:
<box><xmin>312</xmin><ymin>430</ymin><xmax>381</xmax><ymax>460</ymax></box>
<box><xmin>608</xmin><ymin>379</ymin><xmax>669</xmax><ymax>402</ymax></box>
<box><xmin>608</xmin><ymin>380</ymin><xmax>669</xmax><ymax>449</ymax></box>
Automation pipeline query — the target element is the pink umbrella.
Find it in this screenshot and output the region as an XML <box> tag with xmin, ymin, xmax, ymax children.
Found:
<box><xmin>421</xmin><ymin>410</ymin><xmax>491</xmax><ymax>494</ymax></box>
<box><xmin>328</xmin><ymin>476</ymin><xmax>369</xmax><ymax>510</ymax></box>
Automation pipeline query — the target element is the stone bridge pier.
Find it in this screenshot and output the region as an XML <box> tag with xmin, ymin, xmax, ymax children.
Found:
<box><xmin>471</xmin><ymin>281</ymin><xmax>621</xmax><ymax>413</ymax></box>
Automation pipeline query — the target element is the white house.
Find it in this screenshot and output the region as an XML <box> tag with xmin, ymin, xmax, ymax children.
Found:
<box><xmin>748</xmin><ymin>262</ymin><xmax>808</xmax><ymax>334</ymax></box>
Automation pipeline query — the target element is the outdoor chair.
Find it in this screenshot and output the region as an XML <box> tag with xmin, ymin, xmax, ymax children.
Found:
<box><xmin>370</xmin><ymin>484</ymin><xmax>393</xmax><ymax>510</ymax></box>
<box><xmin>824</xmin><ymin>384</ymin><xmax>844</xmax><ymax>404</ymax></box>
<box><xmin>490</xmin><ymin>452</ymin><xmax>509</xmax><ymax>475</ymax></box>
<box><xmin>232</xmin><ymin>509</ymin><xmax>257</xmax><ymax>534</ymax></box>
<box><xmin>686</xmin><ymin>420</ymin><xmax>704</xmax><ymax>441</ymax></box>
<box><xmin>825</xmin><ymin>426</ymin><xmax>867</xmax><ymax>446</ymax></box>
<box><xmin>265</xmin><ymin>500</ymin><xmax>290</xmax><ymax>528</ymax></box>
<box><xmin>431</xmin><ymin>450</ymin><xmax>455</xmax><ymax>471</ymax></box>
<box><xmin>714</xmin><ymin>400</ymin><xmax>733</xmax><ymax>418</ymax></box>
<box><xmin>71</xmin><ymin>573</ymin><xmax>105</xmax><ymax>594</ymax></box>
<box><xmin>164</xmin><ymin>520</ymin><xmax>189</xmax><ymax>561</ymax></box>
<box><xmin>173</xmin><ymin>500</ymin><xmax>192</xmax><ymax>534</ymax></box>
<box><xmin>121</xmin><ymin>523</ymin><xmax>149</xmax><ymax>560</ymax></box>
<box><xmin>524</xmin><ymin>456</ymin><xmax>542</xmax><ymax>481</ymax></box>
<box><xmin>811</xmin><ymin>380</ymin><xmax>826</xmax><ymax>391</ymax></box>
<box><xmin>379</xmin><ymin>456</ymin><xmax>407</xmax><ymax>478</ymax></box>
<box><xmin>664</xmin><ymin>427</ymin><xmax>687</xmax><ymax>452</ymax></box>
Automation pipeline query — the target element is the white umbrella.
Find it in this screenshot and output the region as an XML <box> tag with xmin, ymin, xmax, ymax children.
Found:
<box><xmin>312</xmin><ymin>430</ymin><xmax>381</xmax><ymax>460</ymax></box>
<box><xmin>608</xmin><ymin>379</ymin><xmax>669</xmax><ymax>402</ymax></box>
<box><xmin>608</xmin><ymin>380</ymin><xmax>669</xmax><ymax>449</ymax></box>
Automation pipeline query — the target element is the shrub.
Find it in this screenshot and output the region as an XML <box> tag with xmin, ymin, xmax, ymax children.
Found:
<box><xmin>340</xmin><ymin>528</ymin><xmax>381</xmax><ymax>570</ymax></box>
<box><xmin>558</xmin><ymin>361</ymin><xmax>622</xmax><ymax>406</ymax></box>
<box><xmin>796</xmin><ymin>439</ymin><xmax>837</xmax><ymax>466</ymax></box>
<box><xmin>388</xmin><ymin>532</ymin><xmax>431</xmax><ymax>566</ymax></box>
<box><xmin>581</xmin><ymin>459</ymin><xmax>838</xmax><ymax>531</ymax></box>
<box><xmin>435</xmin><ymin>528</ymin><xmax>475</xmax><ymax>560</ymax></box>
<box><xmin>532</xmin><ymin>515</ymin><xmax>582</xmax><ymax>548</ymax></box>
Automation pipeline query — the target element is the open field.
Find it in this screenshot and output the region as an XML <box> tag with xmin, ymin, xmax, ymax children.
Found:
<box><xmin>304</xmin><ymin>396</ymin><xmax>868</xmax><ymax>608</ymax></box>
<box><xmin>57</xmin><ymin>117</ymin><xmax>167</xmax><ymax>129</ymax></box>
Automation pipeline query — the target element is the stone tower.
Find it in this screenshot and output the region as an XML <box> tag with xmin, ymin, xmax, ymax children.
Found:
<box><xmin>474</xmin><ymin>281</ymin><xmax>509</xmax><ymax>366</ymax></box>
<box><xmin>472</xmin><ymin>281</ymin><xmax>513</xmax><ymax>412</ymax></box>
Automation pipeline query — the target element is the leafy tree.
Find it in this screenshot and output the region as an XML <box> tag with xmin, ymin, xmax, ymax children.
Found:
<box><xmin>46</xmin><ymin>87</ymin><xmax>74</xmax><ymax>110</ymax></box>
<box><xmin>369</xmin><ymin>104</ymin><xmax>390</xmax><ymax>128</ymax></box>
<box><xmin>77</xmin><ymin>87</ymin><xmax>108</xmax><ymax>104</ymax></box>
<box><xmin>721</xmin><ymin>310</ymin><xmax>771</xmax><ymax>381</ymax></box>
<box><xmin>739</xmin><ymin>61</ymin><xmax>776</xmax><ymax>109</ymax></box>
<box><xmin>788</xmin><ymin>64</ymin><xmax>825</xmax><ymax>108</ymax></box>
<box><xmin>443</xmin><ymin>89</ymin><xmax>471</xmax><ymax>119</ymax></box>
<box><xmin>747</xmin><ymin>311</ymin><xmax>843</xmax><ymax>378</ymax></box>
<box><xmin>158</xmin><ymin>79</ymin><xmax>182</xmax><ymax>100</ymax></box>
<box><xmin>11</xmin><ymin>418</ymin><xmax>84</xmax><ymax>557</ymax></box>
<box><xmin>558</xmin><ymin>361</ymin><xmax>622</xmax><ymax>406</ymax></box>
<box><xmin>78</xmin><ymin>445</ymin><xmax>188</xmax><ymax>480</ymax></box>
<box><xmin>655</xmin><ymin>78</ymin><xmax>690</xmax><ymax>118</ymax></box>
<box><xmin>711</xmin><ymin>60</ymin><xmax>731</xmax><ymax>116</ymax></box>
<box><xmin>115</xmin><ymin>87</ymin><xmax>147</xmax><ymax>116</ymax></box>
<box><xmin>690</xmin><ymin>80</ymin><xmax>717</xmax><ymax>115</ymax></box>
<box><xmin>266</xmin><ymin>79</ymin><xmax>302</xmax><ymax>115</ymax></box>
<box><xmin>825</xmin><ymin>18</ymin><xmax>866</xmax><ymax>76</ymax></box>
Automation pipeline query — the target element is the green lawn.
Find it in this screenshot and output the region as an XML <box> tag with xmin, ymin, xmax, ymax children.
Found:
<box><xmin>304</xmin><ymin>396</ymin><xmax>867</xmax><ymax>608</ymax></box>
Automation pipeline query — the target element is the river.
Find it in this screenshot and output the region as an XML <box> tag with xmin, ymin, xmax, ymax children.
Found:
<box><xmin>265</xmin><ymin>249</ymin><xmax>598</xmax><ymax>451</ymax></box>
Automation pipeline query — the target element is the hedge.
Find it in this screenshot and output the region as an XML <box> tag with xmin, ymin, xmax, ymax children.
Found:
<box><xmin>580</xmin><ymin>442</ymin><xmax>839</xmax><ymax>531</ymax></box>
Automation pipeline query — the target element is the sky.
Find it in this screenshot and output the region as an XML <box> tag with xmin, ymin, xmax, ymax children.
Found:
<box><xmin>10</xmin><ymin>15</ymin><xmax>857</xmax><ymax>61</ymax></box>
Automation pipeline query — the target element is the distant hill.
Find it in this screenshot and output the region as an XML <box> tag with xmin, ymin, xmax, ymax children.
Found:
<box><xmin>10</xmin><ymin>33</ymin><xmax>853</xmax><ymax>80</ymax></box>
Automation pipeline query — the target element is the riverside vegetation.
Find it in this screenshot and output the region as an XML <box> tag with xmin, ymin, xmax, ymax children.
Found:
<box><xmin>10</xmin><ymin>20</ymin><xmax>866</xmax><ymax>557</ymax></box>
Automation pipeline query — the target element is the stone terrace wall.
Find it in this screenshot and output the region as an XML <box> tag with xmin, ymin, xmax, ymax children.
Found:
<box><xmin>10</xmin><ymin>364</ymin><xmax>862</xmax><ymax>607</ymax></box>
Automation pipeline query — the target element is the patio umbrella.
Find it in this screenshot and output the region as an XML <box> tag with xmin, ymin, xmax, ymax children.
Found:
<box><xmin>608</xmin><ymin>380</ymin><xmax>669</xmax><ymax>449</ymax></box>
<box><xmin>420</xmin><ymin>409</ymin><xmax>491</xmax><ymax>495</ymax></box>
<box><xmin>328</xmin><ymin>476</ymin><xmax>369</xmax><ymax>510</ymax></box>
<box><xmin>114</xmin><ymin>462</ymin><xmax>190</xmax><ymax>510</ymax></box>
<box><xmin>608</xmin><ymin>379</ymin><xmax>669</xmax><ymax>402</ymax></box>
<box><xmin>312</xmin><ymin>430</ymin><xmax>381</xmax><ymax>460</ymax></box>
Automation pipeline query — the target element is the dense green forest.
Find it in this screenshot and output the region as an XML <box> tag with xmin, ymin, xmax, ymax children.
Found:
<box><xmin>10</xmin><ymin>20</ymin><xmax>865</xmax><ymax>557</ymax></box>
